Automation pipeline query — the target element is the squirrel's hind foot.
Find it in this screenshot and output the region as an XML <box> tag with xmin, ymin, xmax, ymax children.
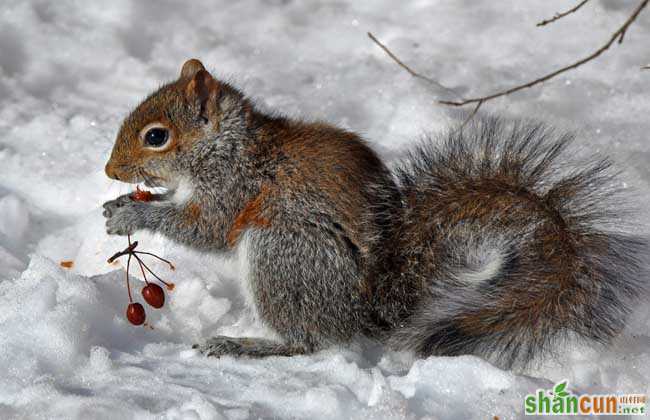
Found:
<box><xmin>193</xmin><ymin>336</ymin><xmax>309</xmax><ymax>358</ymax></box>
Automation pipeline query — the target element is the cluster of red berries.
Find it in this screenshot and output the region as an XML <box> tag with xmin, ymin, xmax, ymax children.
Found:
<box><xmin>107</xmin><ymin>188</ymin><xmax>175</xmax><ymax>326</ymax></box>
<box><xmin>127</xmin><ymin>282</ymin><xmax>169</xmax><ymax>326</ymax></box>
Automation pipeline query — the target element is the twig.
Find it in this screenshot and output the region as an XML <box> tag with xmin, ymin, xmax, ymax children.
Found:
<box><xmin>537</xmin><ymin>0</ymin><xmax>591</xmax><ymax>26</ymax></box>
<box><xmin>367</xmin><ymin>32</ymin><xmax>483</xmax><ymax>126</ymax></box>
<box><xmin>108</xmin><ymin>240</ymin><xmax>139</xmax><ymax>264</ymax></box>
<box><xmin>642</xmin><ymin>65</ymin><xmax>650</xmax><ymax>70</ymax></box>
<box><xmin>458</xmin><ymin>101</ymin><xmax>484</xmax><ymax>130</ymax></box>
<box><xmin>440</xmin><ymin>0</ymin><xmax>649</xmax><ymax>108</ymax></box>
<box><xmin>367</xmin><ymin>32</ymin><xmax>462</xmax><ymax>100</ymax></box>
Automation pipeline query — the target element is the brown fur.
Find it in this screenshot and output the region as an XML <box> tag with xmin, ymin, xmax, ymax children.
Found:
<box><xmin>251</xmin><ymin>119</ymin><xmax>389</xmax><ymax>257</ymax></box>
<box><xmin>182</xmin><ymin>202</ymin><xmax>203</xmax><ymax>227</ymax></box>
<box><xmin>105</xmin><ymin>67</ymin><xmax>223</xmax><ymax>183</ymax></box>
<box><xmin>405</xmin><ymin>180</ymin><xmax>584</xmax><ymax>336</ymax></box>
<box><xmin>227</xmin><ymin>185</ymin><xmax>272</xmax><ymax>248</ymax></box>
<box><xmin>382</xmin><ymin>118</ymin><xmax>648</xmax><ymax>369</ymax></box>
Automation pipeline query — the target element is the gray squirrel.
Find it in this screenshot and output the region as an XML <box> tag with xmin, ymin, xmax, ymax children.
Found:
<box><xmin>102</xmin><ymin>59</ymin><xmax>647</xmax><ymax>369</ymax></box>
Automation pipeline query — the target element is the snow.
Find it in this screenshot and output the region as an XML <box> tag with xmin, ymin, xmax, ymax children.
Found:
<box><xmin>0</xmin><ymin>0</ymin><xmax>649</xmax><ymax>419</ymax></box>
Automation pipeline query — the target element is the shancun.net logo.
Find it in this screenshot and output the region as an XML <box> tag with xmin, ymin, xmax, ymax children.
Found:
<box><xmin>524</xmin><ymin>380</ymin><xmax>646</xmax><ymax>416</ymax></box>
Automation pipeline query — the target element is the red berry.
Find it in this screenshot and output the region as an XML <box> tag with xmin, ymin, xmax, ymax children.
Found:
<box><xmin>126</xmin><ymin>303</ymin><xmax>146</xmax><ymax>325</ymax></box>
<box><xmin>142</xmin><ymin>284</ymin><xmax>165</xmax><ymax>308</ymax></box>
<box><xmin>131</xmin><ymin>187</ymin><xmax>153</xmax><ymax>202</ymax></box>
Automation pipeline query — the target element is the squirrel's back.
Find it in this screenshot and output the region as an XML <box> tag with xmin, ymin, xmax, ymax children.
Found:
<box><xmin>259</xmin><ymin>116</ymin><xmax>403</xmax><ymax>283</ymax></box>
<box><xmin>383</xmin><ymin>117</ymin><xmax>647</xmax><ymax>369</ymax></box>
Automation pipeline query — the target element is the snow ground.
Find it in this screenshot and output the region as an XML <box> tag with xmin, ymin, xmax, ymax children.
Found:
<box><xmin>0</xmin><ymin>0</ymin><xmax>649</xmax><ymax>419</ymax></box>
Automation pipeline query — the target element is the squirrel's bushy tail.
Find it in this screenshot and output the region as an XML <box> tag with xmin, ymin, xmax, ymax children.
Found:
<box><xmin>388</xmin><ymin>117</ymin><xmax>647</xmax><ymax>369</ymax></box>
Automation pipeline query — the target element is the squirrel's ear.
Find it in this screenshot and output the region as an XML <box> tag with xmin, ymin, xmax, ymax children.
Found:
<box><xmin>185</xmin><ymin>69</ymin><xmax>220</xmax><ymax>122</ymax></box>
<box><xmin>180</xmin><ymin>59</ymin><xmax>206</xmax><ymax>79</ymax></box>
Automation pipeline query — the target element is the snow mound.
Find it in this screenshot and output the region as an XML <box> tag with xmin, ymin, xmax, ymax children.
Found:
<box><xmin>1</xmin><ymin>0</ymin><xmax>649</xmax><ymax>418</ymax></box>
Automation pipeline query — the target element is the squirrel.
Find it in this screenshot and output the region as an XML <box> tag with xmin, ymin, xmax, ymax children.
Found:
<box><xmin>103</xmin><ymin>59</ymin><xmax>647</xmax><ymax>369</ymax></box>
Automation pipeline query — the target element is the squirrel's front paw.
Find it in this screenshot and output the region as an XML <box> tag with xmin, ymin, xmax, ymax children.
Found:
<box><xmin>102</xmin><ymin>195</ymin><xmax>146</xmax><ymax>236</ymax></box>
<box><xmin>102</xmin><ymin>194</ymin><xmax>133</xmax><ymax>218</ymax></box>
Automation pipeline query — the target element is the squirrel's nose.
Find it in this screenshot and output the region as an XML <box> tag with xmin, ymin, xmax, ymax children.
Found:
<box><xmin>105</xmin><ymin>163</ymin><xmax>121</xmax><ymax>181</ymax></box>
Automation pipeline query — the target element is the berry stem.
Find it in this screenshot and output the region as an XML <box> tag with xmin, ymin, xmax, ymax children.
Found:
<box><xmin>133</xmin><ymin>251</ymin><xmax>175</xmax><ymax>270</ymax></box>
<box><xmin>107</xmin><ymin>240</ymin><xmax>139</xmax><ymax>264</ymax></box>
<box><xmin>133</xmin><ymin>253</ymin><xmax>174</xmax><ymax>288</ymax></box>
<box><xmin>109</xmin><ymin>233</ymin><xmax>176</xmax><ymax>299</ymax></box>
<box><xmin>136</xmin><ymin>257</ymin><xmax>149</xmax><ymax>284</ymax></box>
<box><xmin>126</xmin><ymin>253</ymin><xmax>133</xmax><ymax>302</ymax></box>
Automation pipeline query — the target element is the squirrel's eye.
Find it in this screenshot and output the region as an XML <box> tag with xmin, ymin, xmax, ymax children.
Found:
<box><xmin>144</xmin><ymin>127</ymin><xmax>169</xmax><ymax>147</ymax></box>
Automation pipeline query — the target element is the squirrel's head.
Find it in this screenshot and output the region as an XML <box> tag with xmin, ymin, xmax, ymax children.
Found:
<box><xmin>105</xmin><ymin>59</ymin><xmax>249</xmax><ymax>189</ymax></box>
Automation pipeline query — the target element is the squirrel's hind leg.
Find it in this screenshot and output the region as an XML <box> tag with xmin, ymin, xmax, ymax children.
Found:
<box><xmin>193</xmin><ymin>336</ymin><xmax>308</xmax><ymax>358</ymax></box>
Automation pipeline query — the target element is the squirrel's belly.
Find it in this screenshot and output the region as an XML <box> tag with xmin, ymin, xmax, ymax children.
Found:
<box><xmin>235</xmin><ymin>229</ymin><xmax>261</xmax><ymax>322</ymax></box>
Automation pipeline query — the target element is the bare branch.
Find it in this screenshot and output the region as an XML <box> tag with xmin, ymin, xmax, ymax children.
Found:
<box><xmin>367</xmin><ymin>32</ymin><xmax>462</xmax><ymax>100</ymax></box>
<box><xmin>441</xmin><ymin>0</ymin><xmax>648</xmax><ymax>108</ymax></box>
<box><xmin>457</xmin><ymin>100</ymin><xmax>484</xmax><ymax>131</ymax></box>
<box><xmin>642</xmin><ymin>65</ymin><xmax>650</xmax><ymax>70</ymax></box>
<box><xmin>537</xmin><ymin>0</ymin><xmax>591</xmax><ymax>27</ymax></box>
